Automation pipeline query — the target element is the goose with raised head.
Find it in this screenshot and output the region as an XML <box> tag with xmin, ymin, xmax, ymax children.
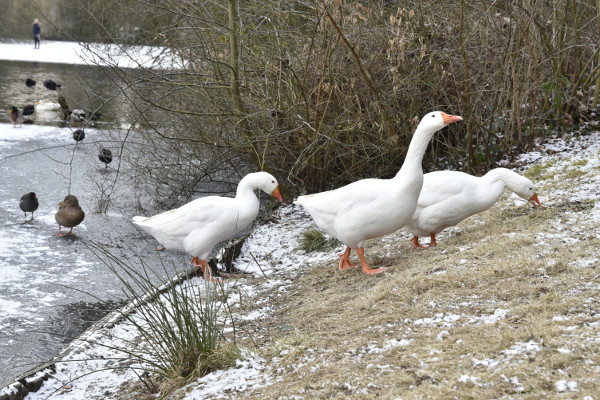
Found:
<box><xmin>295</xmin><ymin>111</ymin><xmax>463</xmax><ymax>275</ymax></box>
<box><xmin>133</xmin><ymin>172</ymin><xmax>283</xmax><ymax>280</ymax></box>
<box><xmin>406</xmin><ymin>168</ymin><xmax>541</xmax><ymax>248</ymax></box>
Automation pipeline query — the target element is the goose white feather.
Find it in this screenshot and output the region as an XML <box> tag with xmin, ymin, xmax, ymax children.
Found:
<box><xmin>405</xmin><ymin>168</ymin><xmax>540</xmax><ymax>247</ymax></box>
<box><xmin>295</xmin><ymin>111</ymin><xmax>463</xmax><ymax>274</ymax></box>
<box><xmin>133</xmin><ymin>172</ymin><xmax>282</xmax><ymax>279</ymax></box>
<box><xmin>35</xmin><ymin>101</ymin><xmax>61</xmax><ymax>111</ymax></box>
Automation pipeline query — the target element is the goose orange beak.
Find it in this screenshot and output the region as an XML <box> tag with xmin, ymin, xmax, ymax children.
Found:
<box><xmin>441</xmin><ymin>112</ymin><xmax>463</xmax><ymax>125</ymax></box>
<box><xmin>271</xmin><ymin>186</ymin><xmax>283</xmax><ymax>202</ymax></box>
<box><xmin>529</xmin><ymin>193</ymin><xmax>541</xmax><ymax>208</ymax></box>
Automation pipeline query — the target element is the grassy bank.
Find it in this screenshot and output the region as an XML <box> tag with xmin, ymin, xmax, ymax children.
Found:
<box><xmin>197</xmin><ymin>133</ymin><xmax>600</xmax><ymax>399</ymax></box>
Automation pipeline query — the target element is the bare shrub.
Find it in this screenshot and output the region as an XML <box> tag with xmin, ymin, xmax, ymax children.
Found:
<box><xmin>69</xmin><ymin>0</ymin><xmax>600</xmax><ymax>198</ymax></box>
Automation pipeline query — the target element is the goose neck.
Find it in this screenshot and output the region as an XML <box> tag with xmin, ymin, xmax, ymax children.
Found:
<box><xmin>396</xmin><ymin>125</ymin><xmax>437</xmax><ymax>176</ymax></box>
<box><xmin>482</xmin><ymin>168</ymin><xmax>515</xmax><ymax>189</ymax></box>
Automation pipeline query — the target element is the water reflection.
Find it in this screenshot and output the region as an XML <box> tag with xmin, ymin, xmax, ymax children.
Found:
<box><xmin>43</xmin><ymin>299</ymin><xmax>128</xmax><ymax>345</ymax></box>
<box><xmin>0</xmin><ymin>59</ymin><xmax>126</xmax><ymax>128</ymax></box>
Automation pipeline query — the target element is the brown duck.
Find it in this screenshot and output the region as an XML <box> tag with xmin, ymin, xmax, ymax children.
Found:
<box><xmin>55</xmin><ymin>195</ymin><xmax>85</xmax><ymax>236</ymax></box>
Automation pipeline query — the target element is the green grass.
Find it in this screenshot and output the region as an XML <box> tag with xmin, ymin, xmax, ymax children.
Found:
<box><xmin>523</xmin><ymin>160</ymin><xmax>557</xmax><ymax>180</ymax></box>
<box><xmin>300</xmin><ymin>229</ymin><xmax>341</xmax><ymax>252</ymax></box>
<box><xmin>564</xmin><ymin>169</ymin><xmax>587</xmax><ymax>179</ymax></box>
<box><xmin>571</xmin><ymin>159</ymin><xmax>588</xmax><ymax>167</ymax></box>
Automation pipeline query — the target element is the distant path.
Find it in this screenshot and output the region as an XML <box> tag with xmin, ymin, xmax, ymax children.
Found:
<box><xmin>0</xmin><ymin>40</ymin><xmax>177</xmax><ymax>69</ymax></box>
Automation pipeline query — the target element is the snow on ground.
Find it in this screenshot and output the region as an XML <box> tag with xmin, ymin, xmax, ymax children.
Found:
<box><xmin>22</xmin><ymin>203</ymin><xmax>336</xmax><ymax>399</ymax></box>
<box><xmin>0</xmin><ymin>123</ymin><xmax>73</xmax><ymax>147</ymax></box>
<box><xmin>0</xmin><ymin>40</ymin><xmax>180</xmax><ymax>69</ymax></box>
<box><xmin>8</xmin><ymin>129</ymin><xmax>599</xmax><ymax>399</ymax></box>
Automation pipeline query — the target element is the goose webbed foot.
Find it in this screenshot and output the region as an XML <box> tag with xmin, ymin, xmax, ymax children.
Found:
<box><xmin>338</xmin><ymin>247</ymin><xmax>357</xmax><ymax>270</ymax></box>
<box><xmin>356</xmin><ymin>247</ymin><xmax>386</xmax><ymax>275</ymax></box>
<box><xmin>191</xmin><ymin>257</ymin><xmax>219</xmax><ymax>282</ymax></box>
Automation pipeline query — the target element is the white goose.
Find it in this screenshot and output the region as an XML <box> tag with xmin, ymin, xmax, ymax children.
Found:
<box><xmin>133</xmin><ymin>172</ymin><xmax>283</xmax><ymax>279</ymax></box>
<box><xmin>295</xmin><ymin>111</ymin><xmax>463</xmax><ymax>274</ymax></box>
<box><xmin>405</xmin><ymin>168</ymin><xmax>540</xmax><ymax>248</ymax></box>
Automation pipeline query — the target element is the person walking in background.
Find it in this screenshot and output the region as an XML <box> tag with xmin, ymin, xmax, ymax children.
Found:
<box><xmin>33</xmin><ymin>18</ymin><xmax>41</xmax><ymax>49</ymax></box>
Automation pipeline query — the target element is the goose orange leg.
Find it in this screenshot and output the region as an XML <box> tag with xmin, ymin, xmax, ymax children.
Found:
<box><xmin>338</xmin><ymin>247</ymin><xmax>357</xmax><ymax>270</ymax></box>
<box><xmin>411</xmin><ymin>234</ymin><xmax>438</xmax><ymax>248</ymax></box>
<box><xmin>410</xmin><ymin>236</ymin><xmax>428</xmax><ymax>249</ymax></box>
<box><xmin>428</xmin><ymin>233</ymin><xmax>438</xmax><ymax>247</ymax></box>
<box><xmin>356</xmin><ymin>247</ymin><xmax>386</xmax><ymax>275</ymax></box>
<box><xmin>191</xmin><ymin>257</ymin><xmax>218</xmax><ymax>282</ymax></box>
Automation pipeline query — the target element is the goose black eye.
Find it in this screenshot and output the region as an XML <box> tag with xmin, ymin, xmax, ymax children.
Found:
<box><xmin>529</xmin><ymin>188</ymin><xmax>532</xmax><ymax>190</ymax></box>
<box><xmin>431</xmin><ymin>114</ymin><xmax>436</xmax><ymax>118</ymax></box>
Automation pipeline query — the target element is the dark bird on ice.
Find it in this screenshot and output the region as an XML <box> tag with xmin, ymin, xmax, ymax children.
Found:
<box><xmin>25</xmin><ymin>78</ymin><xmax>36</xmax><ymax>87</ymax></box>
<box><xmin>55</xmin><ymin>195</ymin><xmax>85</xmax><ymax>236</ymax></box>
<box><xmin>98</xmin><ymin>148</ymin><xmax>112</xmax><ymax>168</ymax></box>
<box><xmin>72</xmin><ymin>129</ymin><xmax>85</xmax><ymax>142</ymax></box>
<box><xmin>19</xmin><ymin>192</ymin><xmax>39</xmax><ymax>223</ymax></box>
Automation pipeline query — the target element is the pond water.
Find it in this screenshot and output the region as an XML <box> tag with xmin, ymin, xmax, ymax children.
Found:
<box><xmin>0</xmin><ymin>54</ymin><xmax>185</xmax><ymax>387</ymax></box>
<box><xmin>0</xmin><ymin>58</ymin><xmax>126</xmax><ymax>128</ymax></box>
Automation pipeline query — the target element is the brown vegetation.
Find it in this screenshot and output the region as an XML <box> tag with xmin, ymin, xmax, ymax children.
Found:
<box><xmin>68</xmin><ymin>0</ymin><xmax>600</xmax><ymax>198</ymax></box>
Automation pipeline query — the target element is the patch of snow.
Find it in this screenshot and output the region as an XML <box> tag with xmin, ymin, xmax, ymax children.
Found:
<box><xmin>565</xmin><ymin>325</ymin><xmax>578</xmax><ymax>331</ymax></box>
<box><xmin>503</xmin><ymin>341</ymin><xmax>541</xmax><ymax>356</ymax></box>
<box><xmin>472</xmin><ymin>358</ymin><xmax>500</xmax><ymax>368</ymax></box>
<box><xmin>481</xmin><ymin>308</ymin><xmax>508</xmax><ymax>324</ymax></box>
<box><xmin>385</xmin><ymin>338</ymin><xmax>412</xmax><ymax>347</ymax></box>
<box><xmin>557</xmin><ymin>347</ymin><xmax>572</xmax><ymax>354</ymax></box>
<box><xmin>458</xmin><ymin>375</ymin><xmax>480</xmax><ymax>384</ymax></box>
<box><xmin>0</xmin><ymin>40</ymin><xmax>180</xmax><ymax>69</ymax></box>
<box><xmin>185</xmin><ymin>353</ymin><xmax>269</xmax><ymax>398</ymax></box>
<box><xmin>555</xmin><ymin>380</ymin><xmax>578</xmax><ymax>392</ymax></box>
<box><xmin>501</xmin><ymin>374</ymin><xmax>525</xmax><ymax>392</ymax></box>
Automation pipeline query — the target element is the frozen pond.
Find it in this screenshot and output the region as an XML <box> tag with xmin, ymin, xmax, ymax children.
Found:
<box><xmin>0</xmin><ymin>43</ymin><xmax>185</xmax><ymax>386</ymax></box>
